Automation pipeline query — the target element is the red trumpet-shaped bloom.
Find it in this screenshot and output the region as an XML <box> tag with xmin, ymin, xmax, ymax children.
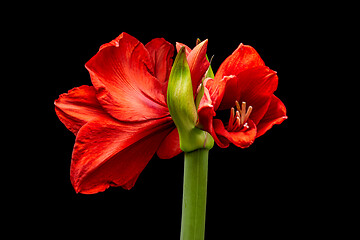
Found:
<box><xmin>190</xmin><ymin>43</ymin><xmax>288</xmax><ymax>148</ymax></box>
<box><xmin>55</xmin><ymin>33</ymin><xmax>185</xmax><ymax>194</ymax></box>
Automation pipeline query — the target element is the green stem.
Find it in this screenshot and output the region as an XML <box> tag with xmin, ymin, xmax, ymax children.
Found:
<box><xmin>180</xmin><ymin>149</ymin><xmax>209</xmax><ymax>240</ymax></box>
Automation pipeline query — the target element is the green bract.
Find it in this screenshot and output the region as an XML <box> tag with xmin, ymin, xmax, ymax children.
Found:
<box><xmin>167</xmin><ymin>47</ymin><xmax>214</xmax><ymax>152</ymax></box>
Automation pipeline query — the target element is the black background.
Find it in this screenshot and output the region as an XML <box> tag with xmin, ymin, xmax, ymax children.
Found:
<box><xmin>41</xmin><ymin>4</ymin><xmax>333</xmax><ymax>239</ymax></box>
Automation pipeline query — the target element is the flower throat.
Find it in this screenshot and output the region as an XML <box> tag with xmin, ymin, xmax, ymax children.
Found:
<box><xmin>226</xmin><ymin>101</ymin><xmax>253</xmax><ymax>132</ymax></box>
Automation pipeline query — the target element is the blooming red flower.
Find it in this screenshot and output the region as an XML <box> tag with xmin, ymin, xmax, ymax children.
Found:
<box><xmin>56</xmin><ymin>33</ymin><xmax>286</xmax><ymax>194</ymax></box>
<box><xmin>178</xmin><ymin>42</ymin><xmax>288</xmax><ymax>148</ymax></box>
<box><xmin>55</xmin><ymin>33</ymin><xmax>185</xmax><ymax>194</ymax></box>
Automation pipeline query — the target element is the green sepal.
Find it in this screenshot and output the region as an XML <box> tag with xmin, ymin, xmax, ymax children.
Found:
<box><xmin>205</xmin><ymin>55</ymin><xmax>215</xmax><ymax>79</ymax></box>
<box><xmin>167</xmin><ymin>47</ymin><xmax>214</xmax><ymax>152</ymax></box>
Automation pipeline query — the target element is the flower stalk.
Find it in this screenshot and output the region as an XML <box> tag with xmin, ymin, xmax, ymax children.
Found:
<box><xmin>180</xmin><ymin>149</ymin><xmax>209</xmax><ymax>240</ymax></box>
<box><xmin>167</xmin><ymin>45</ymin><xmax>214</xmax><ymax>240</ymax></box>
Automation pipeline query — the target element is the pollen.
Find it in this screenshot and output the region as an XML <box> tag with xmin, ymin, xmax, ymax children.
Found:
<box><xmin>227</xmin><ymin>101</ymin><xmax>253</xmax><ymax>132</ymax></box>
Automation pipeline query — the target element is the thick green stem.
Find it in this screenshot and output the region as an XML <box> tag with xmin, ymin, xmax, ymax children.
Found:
<box><xmin>180</xmin><ymin>149</ymin><xmax>209</xmax><ymax>240</ymax></box>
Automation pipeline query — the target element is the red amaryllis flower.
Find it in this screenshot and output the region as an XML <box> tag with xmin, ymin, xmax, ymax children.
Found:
<box><xmin>178</xmin><ymin>42</ymin><xmax>288</xmax><ymax>148</ymax></box>
<box><xmin>55</xmin><ymin>33</ymin><xmax>185</xmax><ymax>194</ymax></box>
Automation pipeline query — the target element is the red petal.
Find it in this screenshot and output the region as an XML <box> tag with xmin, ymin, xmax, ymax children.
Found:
<box><xmin>228</xmin><ymin>120</ymin><xmax>257</xmax><ymax>148</ymax></box>
<box><xmin>204</xmin><ymin>75</ymin><xmax>234</xmax><ymax>111</ymax></box>
<box><xmin>256</xmin><ymin>95</ymin><xmax>288</xmax><ymax>137</ymax></box>
<box><xmin>145</xmin><ymin>38</ymin><xmax>174</xmax><ymax>84</ymax></box>
<box><xmin>219</xmin><ymin>67</ymin><xmax>279</xmax><ymax>125</ymax></box>
<box><xmin>99</xmin><ymin>34</ymin><xmax>123</xmax><ymax>50</ymax></box>
<box><xmin>212</xmin><ymin>119</ymin><xmax>230</xmax><ymax>148</ymax></box>
<box><xmin>197</xmin><ymin>84</ymin><xmax>215</xmax><ymax>133</ymax></box>
<box><xmin>71</xmin><ymin>116</ymin><xmax>173</xmax><ymax>194</ymax></box>
<box><xmin>214</xmin><ymin>43</ymin><xmax>265</xmax><ymax>82</ymax></box>
<box><xmin>85</xmin><ymin>32</ymin><xmax>169</xmax><ymax>122</ymax></box>
<box><xmin>176</xmin><ymin>42</ymin><xmax>192</xmax><ymax>56</ymax></box>
<box><xmin>213</xmin><ymin>119</ymin><xmax>257</xmax><ymax>148</ymax></box>
<box><xmin>156</xmin><ymin>127</ymin><xmax>182</xmax><ymax>159</ymax></box>
<box><xmin>176</xmin><ymin>41</ymin><xmax>210</xmax><ymax>95</ymax></box>
<box><xmin>54</xmin><ymin>86</ymin><xmax>109</xmax><ymax>135</ymax></box>
<box><xmin>187</xmin><ymin>40</ymin><xmax>210</xmax><ymax>95</ymax></box>
<box><xmin>197</xmin><ymin>85</ymin><xmax>229</xmax><ymax>149</ymax></box>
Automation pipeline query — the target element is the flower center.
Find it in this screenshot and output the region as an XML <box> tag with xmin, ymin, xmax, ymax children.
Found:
<box><xmin>227</xmin><ymin>101</ymin><xmax>253</xmax><ymax>132</ymax></box>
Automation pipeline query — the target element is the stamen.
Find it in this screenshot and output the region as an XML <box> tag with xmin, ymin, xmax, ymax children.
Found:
<box><xmin>235</xmin><ymin>101</ymin><xmax>241</xmax><ymax>113</ymax></box>
<box><xmin>227</xmin><ymin>108</ymin><xmax>235</xmax><ymax>131</ymax></box>
<box><xmin>234</xmin><ymin>117</ymin><xmax>241</xmax><ymax>132</ymax></box>
<box><xmin>236</xmin><ymin>110</ymin><xmax>240</xmax><ymax>120</ymax></box>
<box><xmin>244</xmin><ymin>106</ymin><xmax>253</xmax><ymax>124</ymax></box>
<box><xmin>228</xmin><ymin>101</ymin><xmax>253</xmax><ymax>132</ymax></box>
<box><xmin>241</xmin><ymin>102</ymin><xmax>247</xmax><ymax>125</ymax></box>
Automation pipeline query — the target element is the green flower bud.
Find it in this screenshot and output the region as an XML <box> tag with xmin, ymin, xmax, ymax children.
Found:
<box><xmin>167</xmin><ymin>47</ymin><xmax>214</xmax><ymax>152</ymax></box>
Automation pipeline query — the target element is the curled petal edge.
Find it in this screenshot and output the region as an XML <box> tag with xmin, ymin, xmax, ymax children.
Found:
<box><xmin>213</xmin><ymin>119</ymin><xmax>257</xmax><ymax>148</ymax></box>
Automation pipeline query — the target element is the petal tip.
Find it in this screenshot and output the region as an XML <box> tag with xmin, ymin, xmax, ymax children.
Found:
<box><xmin>198</xmin><ymin>39</ymin><xmax>208</xmax><ymax>48</ymax></box>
